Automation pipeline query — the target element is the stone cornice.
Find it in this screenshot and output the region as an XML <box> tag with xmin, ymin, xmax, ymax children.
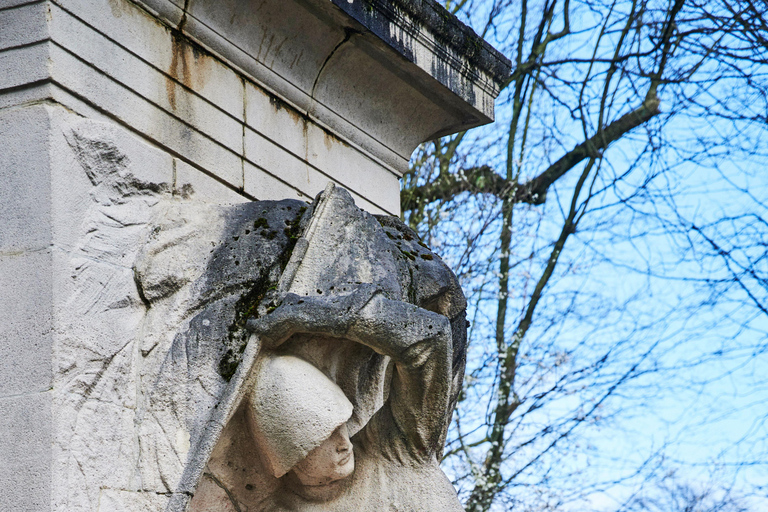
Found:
<box><xmin>132</xmin><ymin>0</ymin><xmax>510</xmax><ymax>170</ymax></box>
<box><xmin>332</xmin><ymin>0</ymin><xmax>511</xmax><ymax>92</ymax></box>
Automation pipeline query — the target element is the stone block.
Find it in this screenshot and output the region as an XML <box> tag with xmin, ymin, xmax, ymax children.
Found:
<box><xmin>0</xmin><ymin>391</ymin><xmax>52</xmax><ymax>512</ymax></box>
<box><xmin>0</xmin><ymin>80</ymin><xmax>52</xmax><ymax>111</ymax></box>
<box><xmin>0</xmin><ymin>42</ymin><xmax>50</xmax><ymax>92</ymax></box>
<box><xmin>0</xmin><ymin>249</ymin><xmax>52</xmax><ymax>397</ymax></box>
<box><xmin>244</xmin><ymin>82</ymin><xmax>310</xmax><ymax>162</ymax></box>
<box><xmin>242</xmin><ymin>160</ymin><xmax>385</xmax><ymax>214</ymax></box>
<box><xmin>0</xmin><ymin>1</ymin><xmax>49</xmax><ymax>51</ymax></box>
<box><xmin>0</xmin><ymin>0</ymin><xmax>41</xmax><ymax>9</ymax></box>
<box><xmin>303</xmin><ymin>121</ymin><xmax>400</xmax><ymax>215</ymax></box>
<box><xmin>243</xmin><ymin>127</ymin><xmax>396</xmax><ymax>214</ymax></box>
<box><xmin>243</xmin><ymin>160</ymin><xmax>309</xmax><ymax>202</ymax></box>
<box><xmin>57</xmin><ymin>0</ymin><xmax>177</xmax><ymax>75</ymax></box>
<box><xmin>50</xmin><ymin>3</ymin><xmax>245</xmax><ymax>122</ymax></box>
<box><xmin>122</xmin><ymin>0</ymin><xmax>184</xmax><ymax>28</ymax></box>
<box><xmin>186</xmin><ymin>0</ymin><xmax>341</xmax><ymax>96</ymax></box>
<box><xmin>46</xmin><ymin>105</ymin><xmax>174</xmax><ymax>253</ymax></box>
<box><xmin>175</xmin><ymin>158</ymin><xmax>249</xmax><ymax>205</ymax></box>
<box><xmin>244</xmin><ymin>129</ymin><xmax>317</xmax><ymax>194</ymax></box>
<box><xmin>310</xmin><ymin>38</ymin><xmax>449</xmax><ymax>159</ymax></box>
<box><xmin>0</xmin><ymin>103</ymin><xmax>52</xmax><ymax>253</ymax></box>
<box><xmin>244</xmin><ymin>83</ymin><xmax>400</xmax><ymax>215</ymax></box>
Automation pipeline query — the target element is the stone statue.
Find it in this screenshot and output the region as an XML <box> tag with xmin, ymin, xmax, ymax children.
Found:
<box><xmin>133</xmin><ymin>184</ymin><xmax>466</xmax><ymax>511</ymax></box>
<box><xmin>240</xmin><ymin>285</ymin><xmax>464</xmax><ymax>510</ymax></box>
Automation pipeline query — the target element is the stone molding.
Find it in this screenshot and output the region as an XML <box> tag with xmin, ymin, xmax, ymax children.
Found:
<box><xmin>135</xmin><ymin>0</ymin><xmax>510</xmax><ymax>162</ymax></box>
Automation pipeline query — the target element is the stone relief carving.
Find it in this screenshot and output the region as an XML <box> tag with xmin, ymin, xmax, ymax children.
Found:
<box><xmin>52</xmin><ymin>117</ymin><xmax>465</xmax><ymax>511</ymax></box>
<box><xmin>135</xmin><ymin>184</ymin><xmax>468</xmax><ymax>510</ymax></box>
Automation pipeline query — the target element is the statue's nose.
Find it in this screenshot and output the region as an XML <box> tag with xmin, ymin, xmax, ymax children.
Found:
<box><xmin>334</xmin><ymin>430</ymin><xmax>352</xmax><ymax>453</ymax></box>
<box><xmin>337</xmin><ymin>438</ymin><xmax>350</xmax><ymax>453</ymax></box>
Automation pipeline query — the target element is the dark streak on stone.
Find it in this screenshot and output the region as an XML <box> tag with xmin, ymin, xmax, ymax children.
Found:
<box><xmin>217</xmin><ymin>202</ymin><xmax>309</xmax><ymax>381</ymax></box>
<box><xmin>203</xmin><ymin>472</ymin><xmax>243</xmax><ymax>512</ymax></box>
<box><xmin>329</xmin><ymin>0</ymin><xmax>511</xmax><ymax>85</ymax></box>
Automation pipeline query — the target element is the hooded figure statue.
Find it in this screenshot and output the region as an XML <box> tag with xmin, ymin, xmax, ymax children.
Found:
<box><xmin>247</xmin><ymin>354</ymin><xmax>354</xmax><ymax>479</ymax></box>
<box><xmin>136</xmin><ymin>184</ymin><xmax>466</xmax><ymax>512</ymax></box>
<box><xmin>231</xmin><ymin>285</ymin><xmax>467</xmax><ymax>511</ymax></box>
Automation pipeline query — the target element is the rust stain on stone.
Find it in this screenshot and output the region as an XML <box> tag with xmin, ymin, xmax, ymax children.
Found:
<box><xmin>264</xmin><ymin>87</ymin><xmax>348</xmax><ymax>157</ymax></box>
<box><xmin>166</xmin><ymin>34</ymin><xmax>212</xmax><ymax>111</ymax></box>
<box><xmin>322</xmin><ymin>127</ymin><xmax>349</xmax><ymax>152</ymax></box>
<box><xmin>268</xmin><ymin>94</ymin><xmax>305</xmax><ymax>126</ymax></box>
<box><xmin>167</xmin><ymin>35</ymin><xmax>186</xmax><ymax>110</ymax></box>
<box><xmin>323</xmin><ymin>131</ymin><xmax>336</xmax><ymax>151</ymax></box>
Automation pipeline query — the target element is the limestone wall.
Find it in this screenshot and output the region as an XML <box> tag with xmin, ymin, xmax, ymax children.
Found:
<box><xmin>0</xmin><ymin>104</ymin><xmax>55</xmax><ymax>512</ymax></box>
<box><xmin>0</xmin><ymin>0</ymin><xmax>402</xmax><ymax>215</ymax></box>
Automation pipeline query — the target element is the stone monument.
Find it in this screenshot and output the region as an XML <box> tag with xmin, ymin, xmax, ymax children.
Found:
<box><xmin>135</xmin><ymin>183</ymin><xmax>468</xmax><ymax>510</ymax></box>
<box><xmin>0</xmin><ymin>0</ymin><xmax>509</xmax><ymax>510</ymax></box>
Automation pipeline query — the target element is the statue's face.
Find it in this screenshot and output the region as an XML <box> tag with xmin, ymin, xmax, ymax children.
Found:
<box><xmin>292</xmin><ymin>424</ymin><xmax>355</xmax><ymax>486</ymax></box>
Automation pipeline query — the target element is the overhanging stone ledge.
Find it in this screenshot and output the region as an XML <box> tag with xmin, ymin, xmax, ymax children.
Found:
<box><xmin>134</xmin><ymin>0</ymin><xmax>510</xmax><ymax>173</ymax></box>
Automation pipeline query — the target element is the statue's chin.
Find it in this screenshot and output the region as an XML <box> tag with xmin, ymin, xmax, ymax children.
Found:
<box><xmin>284</xmin><ymin>469</ymin><xmax>354</xmax><ymax>502</ymax></box>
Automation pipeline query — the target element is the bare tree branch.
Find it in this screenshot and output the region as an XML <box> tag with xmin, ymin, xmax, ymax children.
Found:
<box><xmin>402</xmin><ymin>96</ymin><xmax>660</xmax><ymax>210</ymax></box>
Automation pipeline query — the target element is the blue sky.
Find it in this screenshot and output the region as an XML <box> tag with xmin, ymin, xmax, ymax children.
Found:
<box><xmin>422</xmin><ymin>1</ymin><xmax>768</xmax><ymax>509</ymax></box>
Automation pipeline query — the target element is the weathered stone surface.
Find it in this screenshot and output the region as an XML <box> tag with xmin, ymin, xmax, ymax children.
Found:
<box><xmin>0</xmin><ymin>1</ymin><xmax>49</xmax><ymax>50</ymax></box>
<box><xmin>174</xmin><ymin>159</ymin><xmax>250</xmax><ymax>206</ymax></box>
<box><xmin>128</xmin><ymin>184</ymin><xmax>468</xmax><ymax>511</ymax></box>
<box><xmin>0</xmin><ymin>392</ymin><xmax>52</xmax><ymax>512</ymax></box>
<box><xmin>174</xmin><ymin>0</ymin><xmax>509</xmax><ymax>159</ymax></box>
<box><xmin>0</xmin><ymin>104</ymin><xmax>467</xmax><ymax>511</ymax></box>
<box><xmin>96</xmin><ymin>489</ymin><xmax>170</xmax><ymax>512</ymax></box>
<box><xmin>217</xmin><ymin>286</ymin><xmax>465</xmax><ymax>511</ymax></box>
<box><xmin>0</xmin><ymin>104</ymin><xmax>52</xmax><ymax>253</ymax></box>
<box><xmin>48</xmin><ymin>110</ymin><xmax>175</xmax><ymax>512</ymax></box>
<box><xmin>0</xmin><ymin>249</ymin><xmax>52</xmax><ymax>397</ymax></box>
<box><xmin>331</xmin><ymin>0</ymin><xmax>512</xmax><ymax>93</ymax></box>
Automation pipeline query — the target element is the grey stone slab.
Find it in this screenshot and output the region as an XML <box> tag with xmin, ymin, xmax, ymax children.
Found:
<box><xmin>243</xmin><ymin>80</ymin><xmax>407</xmax><ymax>176</ymax></box>
<box><xmin>0</xmin><ymin>391</ymin><xmax>52</xmax><ymax>512</ymax></box>
<box><xmin>302</xmin><ymin>120</ymin><xmax>401</xmax><ymax>214</ymax></box>
<box><xmin>243</xmin><ymin>81</ymin><xmax>402</xmax><ymax>210</ymax></box>
<box><xmin>0</xmin><ymin>249</ymin><xmax>52</xmax><ymax>397</ymax></box>
<box><xmin>126</xmin><ymin>0</ymin><xmax>184</xmax><ymax>28</ymax></box>
<box><xmin>0</xmin><ymin>42</ymin><xmax>50</xmax><ymax>91</ymax></box>
<box><xmin>175</xmin><ymin>158</ymin><xmax>250</xmax><ymax>205</ymax></box>
<box><xmin>184</xmin><ymin>2</ymin><xmax>410</xmax><ymax>178</ymax></box>
<box><xmin>0</xmin><ymin>80</ymin><xmax>52</xmax><ymax>110</ymax></box>
<box><xmin>310</xmin><ymin>36</ymin><xmax>457</xmax><ymax>158</ymax></box>
<box><xmin>0</xmin><ymin>1</ymin><xmax>49</xmax><ymax>51</ymax></box>
<box><xmin>243</xmin><ymin>160</ymin><xmax>310</xmax><ymax>203</ymax></box>
<box><xmin>0</xmin><ymin>0</ymin><xmax>43</xmax><ymax>11</ymax></box>
<box><xmin>0</xmin><ymin>103</ymin><xmax>52</xmax><ymax>253</ymax></box>
<box><xmin>186</xmin><ymin>0</ymin><xmax>341</xmax><ymax>97</ymax></box>
<box><xmin>243</xmin><ymin>130</ymin><xmax>320</xmax><ymax>195</ymax></box>
<box><xmin>242</xmin><ymin>130</ymin><xmax>395</xmax><ymax>215</ymax></box>
<box><xmin>158</xmin><ymin>0</ymin><xmax>505</xmax><ymax>165</ymax></box>
<box><xmin>329</xmin><ymin>0</ymin><xmax>511</xmax><ymax>98</ymax></box>
<box><xmin>57</xmin><ymin>0</ymin><xmax>178</xmax><ymax>72</ymax></box>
